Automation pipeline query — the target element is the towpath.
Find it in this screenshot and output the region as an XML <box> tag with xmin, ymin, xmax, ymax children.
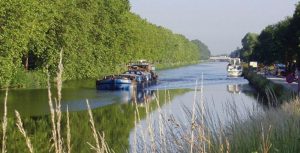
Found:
<box><xmin>260</xmin><ymin>73</ymin><xmax>298</xmax><ymax>93</ymax></box>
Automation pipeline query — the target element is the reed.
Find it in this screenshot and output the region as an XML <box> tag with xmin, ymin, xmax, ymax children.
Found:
<box><xmin>190</xmin><ymin>80</ymin><xmax>198</xmax><ymax>153</ymax></box>
<box><xmin>86</xmin><ymin>100</ymin><xmax>101</xmax><ymax>152</ymax></box>
<box><xmin>67</xmin><ymin>106</ymin><xmax>71</xmax><ymax>153</ymax></box>
<box><xmin>131</xmin><ymin>80</ymin><xmax>300</xmax><ymax>153</ymax></box>
<box><xmin>47</xmin><ymin>70</ymin><xmax>58</xmax><ymax>153</ymax></box>
<box><xmin>1</xmin><ymin>89</ymin><xmax>8</xmax><ymax>153</ymax></box>
<box><xmin>260</xmin><ymin>124</ymin><xmax>272</xmax><ymax>153</ymax></box>
<box><xmin>2</xmin><ymin>54</ymin><xmax>300</xmax><ymax>153</ymax></box>
<box><xmin>56</xmin><ymin>49</ymin><xmax>63</xmax><ymax>153</ymax></box>
<box><xmin>86</xmin><ymin>100</ymin><xmax>112</xmax><ymax>153</ymax></box>
<box><xmin>15</xmin><ymin>110</ymin><xmax>34</xmax><ymax>153</ymax></box>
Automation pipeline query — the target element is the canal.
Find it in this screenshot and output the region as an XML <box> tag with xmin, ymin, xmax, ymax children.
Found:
<box><xmin>0</xmin><ymin>62</ymin><xmax>262</xmax><ymax>152</ymax></box>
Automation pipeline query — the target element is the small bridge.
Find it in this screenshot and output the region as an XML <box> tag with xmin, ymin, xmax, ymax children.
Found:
<box><xmin>209</xmin><ymin>56</ymin><xmax>230</xmax><ymax>62</ymax></box>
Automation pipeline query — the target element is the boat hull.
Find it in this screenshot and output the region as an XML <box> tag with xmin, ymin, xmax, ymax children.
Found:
<box><xmin>96</xmin><ymin>60</ymin><xmax>158</xmax><ymax>90</ymax></box>
<box><xmin>227</xmin><ymin>70</ymin><xmax>243</xmax><ymax>77</ymax></box>
<box><xmin>96</xmin><ymin>79</ymin><xmax>157</xmax><ymax>90</ymax></box>
<box><xmin>96</xmin><ymin>79</ymin><xmax>133</xmax><ymax>90</ymax></box>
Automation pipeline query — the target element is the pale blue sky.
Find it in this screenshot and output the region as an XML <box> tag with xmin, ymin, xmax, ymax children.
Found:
<box><xmin>129</xmin><ymin>0</ymin><xmax>299</xmax><ymax>55</ymax></box>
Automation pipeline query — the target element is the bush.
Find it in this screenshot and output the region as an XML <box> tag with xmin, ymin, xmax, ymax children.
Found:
<box><xmin>0</xmin><ymin>57</ymin><xmax>14</xmax><ymax>88</ymax></box>
<box><xmin>243</xmin><ymin>68</ymin><xmax>295</xmax><ymax>104</ymax></box>
<box><xmin>10</xmin><ymin>68</ymin><xmax>47</xmax><ymax>88</ymax></box>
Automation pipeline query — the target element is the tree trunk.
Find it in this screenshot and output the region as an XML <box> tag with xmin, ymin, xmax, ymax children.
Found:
<box><xmin>298</xmin><ymin>68</ymin><xmax>300</xmax><ymax>94</ymax></box>
<box><xmin>298</xmin><ymin>54</ymin><xmax>300</xmax><ymax>95</ymax></box>
<box><xmin>25</xmin><ymin>55</ymin><xmax>29</xmax><ymax>71</ymax></box>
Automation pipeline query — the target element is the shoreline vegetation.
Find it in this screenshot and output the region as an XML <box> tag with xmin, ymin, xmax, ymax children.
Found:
<box><xmin>2</xmin><ymin>64</ymin><xmax>300</xmax><ymax>152</ymax></box>
<box><xmin>1</xmin><ymin>0</ymin><xmax>300</xmax><ymax>152</ymax></box>
<box><xmin>0</xmin><ymin>51</ymin><xmax>299</xmax><ymax>152</ymax></box>
<box><xmin>0</xmin><ymin>0</ymin><xmax>211</xmax><ymax>89</ymax></box>
<box><xmin>1</xmin><ymin>60</ymin><xmax>201</xmax><ymax>90</ymax></box>
<box><xmin>243</xmin><ymin>68</ymin><xmax>295</xmax><ymax>105</ymax></box>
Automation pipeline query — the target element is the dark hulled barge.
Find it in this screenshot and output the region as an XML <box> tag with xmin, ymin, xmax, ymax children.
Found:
<box><xmin>96</xmin><ymin>60</ymin><xmax>158</xmax><ymax>90</ymax></box>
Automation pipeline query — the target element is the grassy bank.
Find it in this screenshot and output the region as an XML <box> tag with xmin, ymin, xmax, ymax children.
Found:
<box><xmin>159</xmin><ymin>97</ymin><xmax>300</xmax><ymax>153</ymax></box>
<box><xmin>243</xmin><ymin>68</ymin><xmax>295</xmax><ymax>105</ymax></box>
<box><xmin>3</xmin><ymin>55</ymin><xmax>298</xmax><ymax>152</ymax></box>
<box><xmin>4</xmin><ymin>60</ymin><xmax>201</xmax><ymax>89</ymax></box>
<box><xmin>133</xmin><ymin>85</ymin><xmax>300</xmax><ymax>153</ymax></box>
<box><xmin>2</xmin><ymin>78</ymin><xmax>300</xmax><ymax>152</ymax></box>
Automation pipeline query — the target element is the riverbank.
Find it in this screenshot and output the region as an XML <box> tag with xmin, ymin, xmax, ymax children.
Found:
<box><xmin>2</xmin><ymin>60</ymin><xmax>202</xmax><ymax>90</ymax></box>
<box><xmin>243</xmin><ymin>68</ymin><xmax>295</xmax><ymax>104</ymax></box>
<box><xmin>219</xmin><ymin>68</ymin><xmax>299</xmax><ymax>152</ymax></box>
<box><xmin>136</xmin><ymin>68</ymin><xmax>300</xmax><ymax>152</ymax></box>
<box><xmin>3</xmin><ymin>62</ymin><xmax>299</xmax><ymax>152</ymax></box>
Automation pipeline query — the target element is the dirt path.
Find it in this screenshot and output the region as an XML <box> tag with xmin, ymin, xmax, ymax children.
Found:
<box><xmin>264</xmin><ymin>75</ymin><xmax>298</xmax><ymax>93</ymax></box>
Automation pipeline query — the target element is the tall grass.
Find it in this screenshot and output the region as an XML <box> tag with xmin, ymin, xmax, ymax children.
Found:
<box><xmin>15</xmin><ymin>110</ymin><xmax>34</xmax><ymax>153</ymax></box>
<box><xmin>1</xmin><ymin>53</ymin><xmax>300</xmax><ymax>153</ymax></box>
<box><xmin>131</xmin><ymin>81</ymin><xmax>300</xmax><ymax>153</ymax></box>
<box><xmin>1</xmin><ymin>89</ymin><xmax>8</xmax><ymax>153</ymax></box>
<box><xmin>1</xmin><ymin>49</ymin><xmax>113</xmax><ymax>153</ymax></box>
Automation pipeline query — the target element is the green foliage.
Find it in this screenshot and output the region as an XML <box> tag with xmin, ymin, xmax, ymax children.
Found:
<box><xmin>191</xmin><ymin>39</ymin><xmax>211</xmax><ymax>60</ymax></box>
<box><xmin>240</xmin><ymin>33</ymin><xmax>258</xmax><ymax>62</ymax></box>
<box><xmin>243</xmin><ymin>68</ymin><xmax>294</xmax><ymax>104</ymax></box>
<box><xmin>10</xmin><ymin>69</ymin><xmax>47</xmax><ymax>88</ymax></box>
<box><xmin>236</xmin><ymin>2</ymin><xmax>300</xmax><ymax>66</ymax></box>
<box><xmin>0</xmin><ymin>0</ymin><xmax>205</xmax><ymax>88</ymax></box>
<box><xmin>0</xmin><ymin>57</ymin><xmax>14</xmax><ymax>87</ymax></box>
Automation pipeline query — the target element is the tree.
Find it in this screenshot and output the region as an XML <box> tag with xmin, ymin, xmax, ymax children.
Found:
<box><xmin>240</xmin><ymin>33</ymin><xmax>258</xmax><ymax>62</ymax></box>
<box><xmin>191</xmin><ymin>39</ymin><xmax>211</xmax><ymax>60</ymax></box>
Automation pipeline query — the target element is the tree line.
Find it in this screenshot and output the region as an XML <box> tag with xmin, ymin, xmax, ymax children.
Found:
<box><xmin>0</xmin><ymin>0</ymin><xmax>210</xmax><ymax>88</ymax></box>
<box><xmin>231</xmin><ymin>2</ymin><xmax>300</xmax><ymax>69</ymax></box>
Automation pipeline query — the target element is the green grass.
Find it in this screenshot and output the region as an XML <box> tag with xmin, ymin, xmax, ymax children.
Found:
<box><xmin>150</xmin><ymin>94</ymin><xmax>300</xmax><ymax>153</ymax></box>
<box><xmin>1</xmin><ymin>87</ymin><xmax>300</xmax><ymax>152</ymax></box>
<box><xmin>243</xmin><ymin>68</ymin><xmax>295</xmax><ymax>104</ymax></box>
<box><xmin>9</xmin><ymin>68</ymin><xmax>47</xmax><ymax>89</ymax></box>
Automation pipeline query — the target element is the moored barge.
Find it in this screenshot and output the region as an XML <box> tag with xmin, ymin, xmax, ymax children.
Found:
<box><xmin>96</xmin><ymin>60</ymin><xmax>158</xmax><ymax>90</ymax></box>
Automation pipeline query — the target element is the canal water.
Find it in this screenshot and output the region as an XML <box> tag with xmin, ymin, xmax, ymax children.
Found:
<box><xmin>0</xmin><ymin>62</ymin><xmax>262</xmax><ymax>151</ymax></box>
<box><xmin>129</xmin><ymin>62</ymin><xmax>262</xmax><ymax>151</ymax></box>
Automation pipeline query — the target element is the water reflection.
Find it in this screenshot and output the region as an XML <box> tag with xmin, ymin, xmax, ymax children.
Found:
<box><xmin>0</xmin><ymin>87</ymin><xmax>156</xmax><ymax>117</ymax></box>
<box><xmin>227</xmin><ymin>84</ymin><xmax>242</xmax><ymax>94</ymax></box>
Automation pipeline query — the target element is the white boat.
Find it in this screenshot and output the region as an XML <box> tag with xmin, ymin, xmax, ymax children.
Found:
<box><xmin>227</xmin><ymin>58</ymin><xmax>243</xmax><ymax>77</ymax></box>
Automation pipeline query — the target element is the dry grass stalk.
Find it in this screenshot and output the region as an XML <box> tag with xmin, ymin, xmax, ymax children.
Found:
<box><xmin>46</xmin><ymin>48</ymin><xmax>64</xmax><ymax>153</ymax></box>
<box><xmin>57</xmin><ymin>49</ymin><xmax>63</xmax><ymax>105</ymax></box>
<box><xmin>225</xmin><ymin>137</ymin><xmax>230</xmax><ymax>153</ymax></box>
<box><xmin>98</xmin><ymin>132</ymin><xmax>112</xmax><ymax>153</ymax></box>
<box><xmin>133</xmin><ymin>111</ymin><xmax>137</xmax><ymax>153</ymax></box>
<box><xmin>67</xmin><ymin>106</ymin><xmax>71</xmax><ymax>153</ymax></box>
<box><xmin>132</xmin><ymin>100</ymin><xmax>147</xmax><ymax>153</ymax></box>
<box><xmin>86</xmin><ymin>100</ymin><xmax>101</xmax><ymax>152</ymax></box>
<box><xmin>261</xmin><ymin>124</ymin><xmax>272</xmax><ymax>153</ymax></box>
<box><xmin>2</xmin><ymin>89</ymin><xmax>8</xmax><ymax>153</ymax></box>
<box><xmin>156</xmin><ymin>90</ymin><xmax>167</xmax><ymax>153</ymax></box>
<box><xmin>55</xmin><ymin>98</ymin><xmax>62</xmax><ymax>153</ymax></box>
<box><xmin>200</xmin><ymin>73</ymin><xmax>206</xmax><ymax>152</ymax></box>
<box><xmin>47</xmin><ymin>71</ymin><xmax>58</xmax><ymax>152</ymax></box>
<box><xmin>15</xmin><ymin>111</ymin><xmax>34</xmax><ymax>153</ymax></box>
<box><xmin>190</xmin><ymin>80</ymin><xmax>198</xmax><ymax>153</ymax></box>
<box><xmin>218</xmin><ymin>124</ymin><xmax>225</xmax><ymax>153</ymax></box>
<box><xmin>145</xmin><ymin>103</ymin><xmax>156</xmax><ymax>152</ymax></box>
<box><xmin>56</xmin><ymin>49</ymin><xmax>64</xmax><ymax>153</ymax></box>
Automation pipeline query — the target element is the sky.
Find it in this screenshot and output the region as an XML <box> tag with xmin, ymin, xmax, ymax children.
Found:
<box><xmin>129</xmin><ymin>0</ymin><xmax>299</xmax><ymax>55</ymax></box>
